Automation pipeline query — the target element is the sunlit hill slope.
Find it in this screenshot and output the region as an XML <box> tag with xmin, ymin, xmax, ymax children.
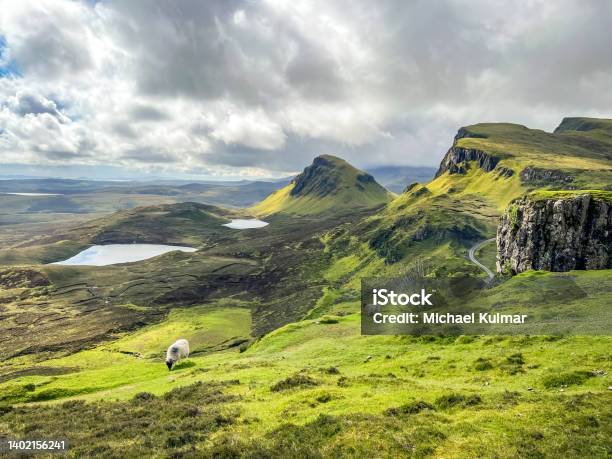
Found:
<box><xmin>252</xmin><ymin>154</ymin><xmax>393</xmax><ymax>216</ymax></box>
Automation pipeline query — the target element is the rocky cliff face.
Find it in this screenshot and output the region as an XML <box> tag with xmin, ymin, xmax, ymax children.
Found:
<box><xmin>497</xmin><ymin>193</ymin><xmax>611</xmax><ymax>274</ymax></box>
<box><xmin>290</xmin><ymin>155</ymin><xmax>341</xmax><ymax>197</ymax></box>
<box><xmin>290</xmin><ymin>154</ymin><xmax>383</xmax><ymax>198</ymax></box>
<box><xmin>519</xmin><ymin>167</ymin><xmax>574</xmax><ymax>186</ymax></box>
<box><xmin>435</xmin><ymin>147</ymin><xmax>501</xmax><ymax>177</ymax></box>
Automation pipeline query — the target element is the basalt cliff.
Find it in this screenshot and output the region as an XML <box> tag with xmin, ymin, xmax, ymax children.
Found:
<box><xmin>497</xmin><ymin>192</ymin><xmax>612</xmax><ymax>274</ymax></box>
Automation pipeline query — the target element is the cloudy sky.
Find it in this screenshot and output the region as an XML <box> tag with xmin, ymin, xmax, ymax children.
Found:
<box><xmin>0</xmin><ymin>0</ymin><xmax>611</xmax><ymax>180</ymax></box>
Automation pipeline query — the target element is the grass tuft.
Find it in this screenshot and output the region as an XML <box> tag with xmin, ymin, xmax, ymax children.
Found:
<box><xmin>542</xmin><ymin>370</ymin><xmax>595</xmax><ymax>388</ymax></box>
<box><xmin>271</xmin><ymin>373</ymin><xmax>319</xmax><ymax>392</ymax></box>
<box><xmin>435</xmin><ymin>393</ymin><xmax>482</xmax><ymax>409</ymax></box>
<box><xmin>384</xmin><ymin>400</ymin><xmax>434</xmax><ymax>416</ymax></box>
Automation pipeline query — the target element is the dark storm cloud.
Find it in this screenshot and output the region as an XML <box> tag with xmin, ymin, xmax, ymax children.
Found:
<box><xmin>33</xmin><ymin>136</ymin><xmax>97</xmax><ymax>161</ymax></box>
<box><xmin>499</xmin><ymin>1</ymin><xmax>612</xmax><ymax>110</ymax></box>
<box><xmin>285</xmin><ymin>41</ymin><xmax>346</xmax><ymax>101</ymax></box>
<box><xmin>202</xmin><ymin>134</ymin><xmax>390</xmax><ymax>172</ymax></box>
<box><xmin>201</xmin><ymin>140</ymin><xmax>315</xmax><ymax>172</ymax></box>
<box><xmin>103</xmin><ymin>0</ymin><xmax>351</xmax><ymax>107</ymax></box>
<box><xmin>368</xmin><ymin>0</ymin><xmax>497</xmax><ymax>102</ymax></box>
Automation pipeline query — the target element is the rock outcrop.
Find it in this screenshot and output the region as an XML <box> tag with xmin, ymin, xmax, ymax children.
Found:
<box><xmin>497</xmin><ymin>193</ymin><xmax>612</xmax><ymax>274</ymax></box>
<box><xmin>435</xmin><ymin>147</ymin><xmax>501</xmax><ymax>177</ymax></box>
<box><xmin>290</xmin><ymin>154</ymin><xmax>383</xmax><ymax>198</ymax></box>
<box><xmin>403</xmin><ymin>182</ymin><xmax>419</xmax><ymax>193</ymax></box>
<box><xmin>495</xmin><ymin>166</ymin><xmax>514</xmax><ymax>178</ymax></box>
<box><xmin>290</xmin><ymin>155</ymin><xmax>340</xmax><ymax>197</ymax></box>
<box><xmin>453</xmin><ymin>127</ymin><xmax>487</xmax><ymax>141</ymax></box>
<box><xmin>519</xmin><ymin>167</ymin><xmax>574</xmax><ymax>186</ymax></box>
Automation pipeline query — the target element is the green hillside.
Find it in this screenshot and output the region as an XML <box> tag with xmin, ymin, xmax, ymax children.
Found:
<box><xmin>0</xmin><ymin>119</ymin><xmax>610</xmax><ymax>457</ymax></box>
<box><xmin>252</xmin><ymin>155</ymin><xmax>393</xmax><ymax>216</ymax></box>
<box><xmin>451</xmin><ymin>119</ymin><xmax>612</xmax><ymax>190</ymax></box>
<box><xmin>1</xmin><ymin>279</ymin><xmax>609</xmax><ymax>456</ymax></box>
<box><xmin>344</xmin><ymin>118</ymin><xmax>612</xmax><ymax>274</ymax></box>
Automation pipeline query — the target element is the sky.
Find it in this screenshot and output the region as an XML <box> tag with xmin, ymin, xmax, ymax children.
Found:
<box><xmin>0</xmin><ymin>0</ymin><xmax>611</xmax><ymax>180</ymax></box>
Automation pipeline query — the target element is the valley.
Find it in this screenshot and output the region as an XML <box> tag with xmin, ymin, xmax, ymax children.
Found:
<box><xmin>0</xmin><ymin>179</ymin><xmax>289</xmax><ymax>250</ymax></box>
<box><xmin>0</xmin><ymin>118</ymin><xmax>610</xmax><ymax>457</ymax></box>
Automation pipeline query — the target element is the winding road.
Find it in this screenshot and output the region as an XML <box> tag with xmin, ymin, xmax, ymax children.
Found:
<box><xmin>468</xmin><ymin>238</ymin><xmax>496</xmax><ymax>282</ymax></box>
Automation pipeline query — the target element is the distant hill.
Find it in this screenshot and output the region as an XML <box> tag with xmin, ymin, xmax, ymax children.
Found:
<box><xmin>553</xmin><ymin>116</ymin><xmax>612</xmax><ymax>134</ymax></box>
<box><xmin>0</xmin><ymin>178</ymin><xmax>291</xmax><ymax>196</ymax></box>
<box><xmin>0</xmin><ymin>202</ymin><xmax>234</xmax><ymax>265</ymax></box>
<box><xmin>84</xmin><ymin>202</ymin><xmax>232</xmax><ymax>246</ymax></box>
<box><xmin>366</xmin><ymin>166</ymin><xmax>436</xmax><ymax>193</ymax></box>
<box><xmin>252</xmin><ymin>155</ymin><xmax>393</xmax><ymax>216</ymax></box>
<box><xmin>0</xmin><ymin>178</ymin><xmax>291</xmax><ymax>220</ymax></box>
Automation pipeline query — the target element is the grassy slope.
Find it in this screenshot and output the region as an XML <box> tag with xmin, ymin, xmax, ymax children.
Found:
<box><xmin>0</xmin><ymin>205</ymin><xmax>369</xmax><ymax>362</ymax></box>
<box><xmin>253</xmin><ymin>181</ymin><xmax>392</xmax><ymax>217</ymax></box>
<box><xmin>0</xmin><ymin>121</ymin><xmax>610</xmax><ymax>456</ymax></box>
<box><xmin>457</xmin><ymin>122</ymin><xmax>612</xmax><ymax>166</ymax></box>
<box><xmin>107</xmin><ymin>305</ymin><xmax>252</xmax><ymax>358</ymax></box>
<box><xmin>455</xmin><ymin>120</ymin><xmax>612</xmax><ymax>189</ymax></box>
<box><xmin>0</xmin><ymin>305</ymin><xmax>251</xmax><ymax>402</ymax></box>
<box><xmin>252</xmin><ymin>155</ymin><xmax>392</xmax><ymax>216</ymax></box>
<box><xmin>345</xmin><ymin>181</ymin><xmax>498</xmax><ymax>273</ymax></box>
<box><xmin>0</xmin><ymin>294</ymin><xmax>609</xmax><ymax>456</ymax></box>
<box><xmin>0</xmin><ymin>246</ymin><xmax>610</xmax><ymax>456</ymax></box>
<box><xmin>528</xmin><ymin>189</ymin><xmax>612</xmax><ymax>203</ymax></box>
<box><xmin>0</xmin><ymin>253</ymin><xmax>260</xmax><ymax>363</ymax></box>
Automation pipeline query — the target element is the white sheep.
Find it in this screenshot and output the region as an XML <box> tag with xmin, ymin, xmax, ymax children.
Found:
<box><xmin>165</xmin><ymin>339</ymin><xmax>190</xmax><ymax>370</ymax></box>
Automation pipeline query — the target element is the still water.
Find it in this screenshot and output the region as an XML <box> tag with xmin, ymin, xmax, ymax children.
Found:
<box><xmin>222</xmin><ymin>219</ymin><xmax>269</xmax><ymax>229</ymax></box>
<box><xmin>52</xmin><ymin>244</ymin><xmax>197</xmax><ymax>266</ymax></box>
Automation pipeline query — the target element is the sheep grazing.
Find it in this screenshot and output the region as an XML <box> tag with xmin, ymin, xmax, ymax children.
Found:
<box><xmin>165</xmin><ymin>339</ymin><xmax>190</xmax><ymax>370</ymax></box>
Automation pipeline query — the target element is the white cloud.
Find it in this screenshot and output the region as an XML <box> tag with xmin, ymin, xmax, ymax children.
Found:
<box><xmin>0</xmin><ymin>0</ymin><xmax>96</xmax><ymax>79</ymax></box>
<box><xmin>6</xmin><ymin>89</ymin><xmax>70</xmax><ymax>122</ymax></box>
<box><xmin>211</xmin><ymin>108</ymin><xmax>286</xmax><ymax>150</ymax></box>
<box><xmin>0</xmin><ymin>0</ymin><xmax>610</xmax><ymax>177</ymax></box>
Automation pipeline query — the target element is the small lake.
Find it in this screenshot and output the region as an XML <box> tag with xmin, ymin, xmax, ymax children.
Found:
<box><xmin>52</xmin><ymin>244</ymin><xmax>197</xmax><ymax>266</ymax></box>
<box><xmin>1</xmin><ymin>192</ymin><xmax>61</xmax><ymax>196</ymax></box>
<box><xmin>222</xmin><ymin>219</ymin><xmax>269</xmax><ymax>229</ymax></box>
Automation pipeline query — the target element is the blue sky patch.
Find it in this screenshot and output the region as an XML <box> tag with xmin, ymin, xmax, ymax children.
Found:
<box><xmin>0</xmin><ymin>35</ymin><xmax>22</xmax><ymax>78</ymax></box>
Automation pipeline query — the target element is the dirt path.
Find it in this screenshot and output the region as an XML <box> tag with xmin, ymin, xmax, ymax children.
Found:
<box><xmin>468</xmin><ymin>238</ymin><xmax>496</xmax><ymax>282</ymax></box>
